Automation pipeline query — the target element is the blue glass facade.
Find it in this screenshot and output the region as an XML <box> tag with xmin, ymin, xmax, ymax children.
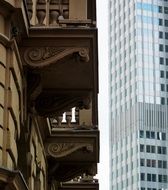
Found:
<box><xmin>109</xmin><ymin>0</ymin><xmax>168</xmax><ymax>189</ymax></box>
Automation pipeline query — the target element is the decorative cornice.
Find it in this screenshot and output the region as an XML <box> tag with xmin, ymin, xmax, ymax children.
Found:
<box><xmin>46</xmin><ymin>142</ymin><xmax>93</xmax><ymax>158</ymax></box>
<box><xmin>23</xmin><ymin>47</ymin><xmax>89</xmax><ymax>68</ymax></box>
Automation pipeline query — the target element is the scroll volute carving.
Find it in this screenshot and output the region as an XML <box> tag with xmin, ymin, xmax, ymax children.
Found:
<box><xmin>46</xmin><ymin>142</ymin><xmax>93</xmax><ymax>158</ymax></box>
<box><xmin>35</xmin><ymin>93</ymin><xmax>91</xmax><ymax>117</ymax></box>
<box><xmin>23</xmin><ymin>47</ymin><xmax>89</xmax><ymax>68</ymax></box>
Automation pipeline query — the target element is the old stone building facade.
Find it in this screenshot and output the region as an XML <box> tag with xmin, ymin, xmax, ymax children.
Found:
<box><xmin>0</xmin><ymin>0</ymin><xmax>99</xmax><ymax>189</ymax></box>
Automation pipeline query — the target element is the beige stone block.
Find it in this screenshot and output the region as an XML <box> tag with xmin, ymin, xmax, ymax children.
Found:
<box><xmin>6</xmin><ymin>152</ymin><xmax>14</xmax><ymax>170</ymax></box>
<box><xmin>69</xmin><ymin>0</ymin><xmax>87</xmax><ymax>20</ymax></box>
<box><xmin>79</xmin><ymin>107</ymin><xmax>92</xmax><ymax>126</ymax></box>
<box><xmin>6</xmin><ymin>130</ymin><xmax>18</xmax><ymax>166</ymax></box>
<box><xmin>0</xmin><ymin>149</ymin><xmax>2</xmax><ymax>166</ymax></box>
<box><xmin>0</xmin><ymin>127</ymin><xmax>3</xmax><ymax>148</ymax></box>
<box><xmin>0</xmin><ymin>44</ymin><xmax>6</xmax><ymax>65</ymax></box>
<box><xmin>10</xmin><ymin>73</ymin><xmax>20</xmax><ymax>136</ymax></box>
<box><xmin>12</xmin><ymin>53</ymin><xmax>22</xmax><ymax>90</ymax></box>
<box><xmin>0</xmin><ymin>107</ymin><xmax>3</xmax><ymax>127</ymax></box>
<box><xmin>0</xmin><ymin>15</ymin><xmax>5</xmax><ymax>34</ymax></box>
<box><xmin>0</xmin><ymin>64</ymin><xmax>5</xmax><ymax>86</ymax></box>
<box><xmin>0</xmin><ymin>85</ymin><xmax>4</xmax><ymax>107</ymax></box>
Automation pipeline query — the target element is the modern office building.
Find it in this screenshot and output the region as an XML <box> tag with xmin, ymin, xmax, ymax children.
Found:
<box><xmin>109</xmin><ymin>0</ymin><xmax>168</xmax><ymax>189</ymax></box>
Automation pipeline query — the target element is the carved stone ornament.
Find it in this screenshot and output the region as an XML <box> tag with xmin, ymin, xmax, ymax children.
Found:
<box><xmin>24</xmin><ymin>47</ymin><xmax>89</xmax><ymax>68</ymax></box>
<box><xmin>46</xmin><ymin>142</ymin><xmax>93</xmax><ymax>158</ymax></box>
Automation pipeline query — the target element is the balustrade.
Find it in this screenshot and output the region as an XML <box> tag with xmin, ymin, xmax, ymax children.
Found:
<box><xmin>25</xmin><ymin>0</ymin><xmax>94</xmax><ymax>27</ymax></box>
<box><xmin>49</xmin><ymin>107</ymin><xmax>79</xmax><ymax>128</ymax></box>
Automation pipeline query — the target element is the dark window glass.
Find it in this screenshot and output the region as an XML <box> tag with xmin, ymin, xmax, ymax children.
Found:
<box><xmin>163</xmin><ymin>175</ymin><xmax>167</xmax><ymax>183</ymax></box>
<box><xmin>162</xmin><ymin>147</ymin><xmax>166</xmax><ymax>154</ymax></box>
<box><xmin>158</xmin><ymin>174</ymin><xmax>162</xmax><ymax>182</ymax></box>
<box><xmin>166</xmin><ymin>32</ymin><xmax>168</xmax><ymax>39</ymax></box>
<box><xmin>151</xmin><ymin>131</ymin><xmax>155</xmax><ymax>139</ymax></box>
<box><xmin>158</xmin><ymin>160</ymin><xmax>162</xmax><ymax>168</ymax></box>
<box><xmin>163</xmin><ymin>161</ymin><xmax>167</xmax><ymax>168</ymax></box>
<box><xmin>159</xmin><ymin>31</ymin><xmax>163</xmax><ymax>38</ymax></box>
<box><xmin>152</xmin><ymin>174</ymin><xmax>156</xmax><ymax>182</ymax></box>
<box><xmin>167</xmin><ymin>85</ymin><xmax>168</xmax><ymax>92</ymax></box>
<box><xmin>166</xmin><ymin>71</ymin><xmax>168</xmax><ymax>78</ymax></box>
<box><xmin>165</xmin><ymin>19</ymin><xmax>168</xmax><ymax>26</ymax></box>
<box><xmin>160</xmin><ymin>70</ymin><xmax>164</xmax><ymax>78</ymax></box>
<box><xmin>159</xmin><ymin>44</ymin><xmax>164</xmax><ymax>51</ymax></box>
<box><xmin>146</xmin><ymin>131</ymin><xmax>150</xmax><ymax>138</ymax></box>
<box><xmin>141</xmin><ymin>173</ymin><xmax>145</xmax><ymax>181</ymax></box>
<box><xmin>141</xmin><ymin>188</ymin><xmax>145</xmax><ymax>190</ymax></box>
<box><xmin>165</xmin><ymin>7</ymin><xmax>168</xmax><ymax>14</ymax></box>
<box><xmin>152</xmin><ymin>160</ymin><xmax>156</xmax><ymax>167</ymax></box>
<box><xmin>159</xmin><ymin>6</ymin><xmax>162</xmax><ymax>13</ymax></box>
<box><xmin>166</xmin><ymin>45</ymin><xmax>168</xmax><ymax>52</ymax></box>
<box><xmin>158</xmin><ymin>146</ymin><xmax>162</xmax><ymax>154</ymax></box>
<box><xmin>162</xmin><ymin>133</ymin><xmax>166</xmax><ymax>140</ymax></box>
<box><xmin>147</xmin><ymin>159</ymin><xmax>151</xmax><ymax>167</ymax></box>
<box><xmin>147</xmin><ymin>173</ymin><xmax>151</xmax><ymax>181</ymax></box>
<box><xmin>161</xmin><ymin>84</ymin><xmax>165</xmax><ymax>91</ymax></box>
<box><xmin>160</xmin><ymin>57</ymin><xmax>164</xmax><ymax>64</ymax></box>
<box><xmin>151</xmin><ymin>146</ymin><xmax>155</xmax><ymax>153</ymax></box>
<box><xmin>146</xmin><ymin>145</ymin><xmax>150</xmax><ymax>153</ymax></box>
<box><xmin>159</xmin><ymin>19</ymin><xmax>163</xmax><ymax>26</ymax></box>
<box><xmin>140</xmin><ymin>130</ymin><xmax>144</xmax><ymax>138</ymax></box>
<box><xmin>166</xmin><ymin>58</ymin><xmax>168</xmax><ymax>65</ymax></box>
<box><xmin>161</xmin><ymin>97</ymin><xmax>165</xmax><ymax>105</ymax></box>
<box><xmin>140</xmin><ymin>158</ymin><xmax>145</xmax><ymax>166</ymax></box>
<box><xmin>140</xmin><ymin>144</ymin><xmax>144</xmax><ymax>152</ymax></box>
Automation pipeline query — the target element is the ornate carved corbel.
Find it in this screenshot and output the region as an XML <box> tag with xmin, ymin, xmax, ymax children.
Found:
<box><xmin>23</xmin><ymin>47</ymin><xmax>89</xmax><ymax>68</ymax></box>
<box><xmin>46</xmin><ymin>142</ymin><xmax>93</xmax><ymax>158</ymax></box>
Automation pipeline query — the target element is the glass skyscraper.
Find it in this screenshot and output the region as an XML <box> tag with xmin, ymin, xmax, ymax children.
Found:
<box><xmin>109</xmin><ymin>0</ymin><xmax>168</xmax><ymax>189</ymax></box>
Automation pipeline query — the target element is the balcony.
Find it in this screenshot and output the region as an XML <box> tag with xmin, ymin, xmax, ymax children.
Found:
<box><xmin>38</xmin><ymin>108</ymin><xmax>99</xmax><ymax>182</ymax></box>
<box><xmin>1</xmin><ymin>0</ymin><xmax>99</xmax><ymax>188</ymax></box>
<box><xmin>26</xmin><ymin>0</ymin><xmax>96</xmax><ymax>28</ymax></box>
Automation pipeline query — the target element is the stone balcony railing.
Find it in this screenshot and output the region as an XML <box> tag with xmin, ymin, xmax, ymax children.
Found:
<box><xmin>25</xmin><ymin>0</ymin><xmax>96</xmax><ymax>27</ymax></box>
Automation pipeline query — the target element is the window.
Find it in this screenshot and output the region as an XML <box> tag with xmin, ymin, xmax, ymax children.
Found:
<box><xmin>147</xmin><ymin>173</ymin><xmax>151</xmax><ymax>181</ymax></box>
<box><xmin>161</xmin><ymin>84</ymin><xmax>165</xmax><ymax>91</ymax></box>
<box><xmin>165</xmin><ymin>19</ymin><xmax>168</xmax><ymax>26</ymax></box>
<box><xmin>152</xmin><ymin>174</ymin><xmax>156</xmax><ymax>182</ymax></box>
<box><xmin>166</xmin><ymin>45</ymin><xmax>168</xmax><ymax>52</ymax></box>
<box><xmin>160</xmin><ymin>57</ymin><xmax>164</xmax><ymax>64</ymax></box>
<box><xmin>160</xmin><ymin>70</ymin><xmax>164</xmax><ymax>78</ymax></box>
<box><xmin>163</xmin><ymin>147</ymin><xmax>166</xmax><ymax>154</ymax></box>
<box><xmin>147</xmin><ymin>159</ymin><xmax>151</xmax><ymax>167</ymax></box>
<box><xmin>140</xmin><ymin>144</ymin><xmax>144</xmax><ymax>152</ymax></box>
<box><xmin>158</xmin><ymin>146</ymin><xmax>162</xmax><ymax>154</ymax></box>
<box><xmin>152</xmin><ymin>160</ymin><xmax>156</xmax><ymax>167</ymax></box>
<box><xmin>159</xmin><ymin>6</ymin><xmax>162</xmax><ymax>13</ymax></box>
<box><xmin>146</xmin><ymin>131</ymin><xmax>150</xmax><ymax>138</ymax></box>
<box><xmin>151</xmin><ymin>146</ymin><xmax>155</xmax><ymax>153</ymax></box>
<box><xmin>159</xmin><ymin>44</ymin><xmax>164</xmax><ymax>51</ymax></box>
<box><xmin>158</xmin><ymin>174</ymin><xmax>162</xmax><ymax>182</ymax></box>
<box><xmin>166</xmin><ymin>71</ymin><xmax>168</xmax><ymax>78</ymax></box>
<box><xmin>161</xmin><ymin>97</ymin><xmax>165</xmax><ymax>105</ymax></box>
<box><xmin>146</xmin><ymin>145</ymin><xmax>150</xmax><ymax>153</ymax></box>
<box><xmin>163</xmin><ymin>161</ymin><xmax>167</xmax><ymax>168</ymax></box>
<box><xmin>159</xmin><ymin>31</ymin><xmax>163</xmax><ymax>38</ymax></box>
<box><xmin>141</xmin><ymin>173</ymin><xmax>145</xmax><ymax>181</ymax></box>
<box><xmin>166</xmin><ymin>58</ymin><xmax>168</xmax><ymax>65</ymax></box>
<box><xmin>151</xmin><ymin>131</ymin><xmax>155</xmax><ymax>139</ymax></box>
<box><xmin>140</xmin><ymin>130</ymin><xmax>144</xmax><ymax>138</ymax></box>
<box><xmin>162</xmin><ymin>133</ymin><xmax>166</xmax><ymax>140</ymax></box>
<box><xmin>159</xmin><ymin>19</ymin><xmax>163</xmax><ymax>26</ymax></box>
<box><xmin>140</xmin><ymin>158</ymin><xmax>145</xmax><ymax>166</ymax></box>
<box><xmin>158</xmin><ymin>160</ymin><xmax>162</xmax><ymax>168</ymax></box>
<box><xmin>166</xmin><ymin>32</ymin><xmax>168</xmax><ymax>39</ymax></box>
<box><xmin>165</xmin><ymin>7</ymin><xmax>168</xmax><ymax>14</ymax></box>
